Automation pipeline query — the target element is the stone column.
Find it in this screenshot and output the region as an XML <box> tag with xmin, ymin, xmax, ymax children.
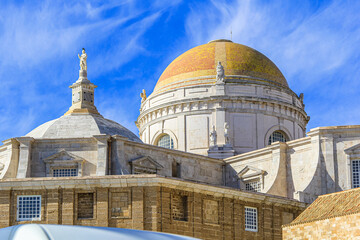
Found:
<box><xmin>93</xmin><ymin>134</ymin><xmax>110</xmax><ymax>176</ymax></box>
<box><xmin>15</xmin><ymin>137</ymin><xmax>34</xmax><ymax>178</ymax></box>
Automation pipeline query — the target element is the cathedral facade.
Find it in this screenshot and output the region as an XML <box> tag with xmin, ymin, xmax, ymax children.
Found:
<box><xmin>0</xmin><ymin>41</ymin><xmax>358</xmax><ymax>239</ymax></box>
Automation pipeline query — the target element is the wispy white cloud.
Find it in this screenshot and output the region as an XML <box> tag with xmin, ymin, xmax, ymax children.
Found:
<box><xmin>1</xmin><ymin>0</ymin><xmax>359</xmax><ymax>142</ymax></box>
<box><xmin>0</xmin><ymin>0</ymin><xmax>181</xmax><ymax>141</ymax></box>
<box><xmin>184</xmin><ymin>0</ymin><xmax>360</xmax><ymax>130</ymax></box>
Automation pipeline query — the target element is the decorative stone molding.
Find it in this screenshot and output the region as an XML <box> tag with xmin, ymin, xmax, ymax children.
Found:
<box><xmin>264</xmin><ymin>125</ymin><xmax>293</xmax><ymax>146</ymax></box>
<box><xmin>129</xmin><ymin>156</ymin><xmax>164</xmax><ymax>174</ymax></box>
<box><xmin>43</xmin><ymin>150</ymin><xmax>85</xmax><ymax>177</ymax></box>
<box><xmin>137</xmin><ymin>97</ymin><xmax>308</xmax><ymax>132</ymax></box>
<box><xmin>0</xmin><ymin>163</ymin><xmax>4</xmax><ymax>172</ymax></box>
<box><xmin>151</xmin><ymin>129</ymin><xmax>178</xmax><ymax>149</ymax></box>
<box><xmin>344</xmin><ymin>143</ymin><xmax>360</xmax><ymax>189</ymax></box>
<box><xmin>237</xmin><ymin>165</ymin><xmax>267</xmax><ymax>191</ymax></box>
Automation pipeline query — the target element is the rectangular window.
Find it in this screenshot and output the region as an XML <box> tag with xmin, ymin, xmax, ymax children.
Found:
<box><xmin>172</xmin><ymin>162</ymin><xmax>181</xmax><ymax>178</ymax></box>
<box><xmin>245</xmin><ymin>207</ymin><xmax>258</xmax><ymax>232</ymax></box>
<box><xmin>77</xmin><ymin>193</ymin><xmax>94</xmax><ymax>219</ymax></box>
<box><xmin>245</xmin><ymin>180</ymin><xmax>261</xmax><ymax>192</ymax></box>
<box><xmin>352</xmin><ymin>160</ymin><xmax>360</xmax><ymax>188</ymax></box>
<box><xmin>53</xmin><ymin>168</ymin><xmax>77</xmax><ymax>177</ymax></box>
<box><xmin>17</xmin><ymin>195</ymin><xmax>41</xmax><ymax>221</ymax></box>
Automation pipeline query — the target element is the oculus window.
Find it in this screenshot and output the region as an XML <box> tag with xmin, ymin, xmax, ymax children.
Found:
<box><xmin>268</xmin><ymin>131</ymin><xmax>287</xmax><ymax>145</ymax></box>
<box><xmin>157</xmin><ymin>134</ymin><xmax>174</xmax><ymax>149</ymax></box>
<box><xmin>245</xmin><ymin>207</ymin><xmax>258</xmax><ymax>232</ymax></box>
<box><xmin>17</xmin><ymin>195</ymin><xmax>41</xmax><ymax>221</ymax></box>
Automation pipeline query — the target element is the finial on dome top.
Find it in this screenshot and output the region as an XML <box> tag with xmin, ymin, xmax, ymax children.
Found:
<box><xmin>208</xmin><ymin>39</ymin><xmax>233</xmax><ymax>43</ymax></box>
<box><xmin>65</xmin><ymin>48</ymin><xmax>99</xmax><ymax>116</ymax></box>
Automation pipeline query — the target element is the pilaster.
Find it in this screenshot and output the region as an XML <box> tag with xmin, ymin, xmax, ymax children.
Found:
<box><xmin>93</xmin><ymin>134</ymin><xmax>110</xmax><ymax>176</ymax></box>
<box><xmin>15</xmin><ymin>137</ymin><xmax>34</xmax><ymax>178</ymax></box>
<box><xmin>112</xmin><ymin>135</ymin><xmax>127</xmax><ymax>175</ymax></box>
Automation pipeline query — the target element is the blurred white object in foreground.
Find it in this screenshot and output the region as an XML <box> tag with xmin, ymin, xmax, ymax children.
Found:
<box><xmin>0</xmin><ymin>224</ymin><xmax>199</xmax><ymax>240</ymax></box>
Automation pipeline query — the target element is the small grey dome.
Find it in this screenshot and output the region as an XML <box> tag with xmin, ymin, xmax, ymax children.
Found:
<box><xmin>26</xmin><ymin>114</ymin><xmax>142</xmax><ymax>142</ymax></box>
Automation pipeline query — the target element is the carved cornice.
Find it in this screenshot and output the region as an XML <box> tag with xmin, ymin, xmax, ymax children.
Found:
<box><xmin>137</xmin><ymin>96</ymin><xmax>308</xmax><ymax>133</ymax></box>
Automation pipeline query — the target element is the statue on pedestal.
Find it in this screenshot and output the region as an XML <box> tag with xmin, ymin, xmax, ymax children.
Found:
<box><xmin>209</xmin><ymin>125</ymin><xmax>217</xmax><ymax>147</ymax></box>
<box><xmin>216</xmin><ymin>61</ymin><xmax>225</xmax><ymax>83</ymax></box>
<box><xmin>78</xmin><ymin>48</ymin><xmax>87</xmax><ymax>71</ymax></box>
<box><xmin>224</xmin><ymin>122</ymin><xmax>230</xmax><ymax>145</ymax></box>
<box><xmin>140</xmin><ymin>89</ymin><xmax>147</xmax><ymax>103</ymax></box>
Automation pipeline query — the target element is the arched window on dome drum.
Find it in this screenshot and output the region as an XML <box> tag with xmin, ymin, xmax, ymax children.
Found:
<box><xmin>268</xmin><ymin>131</ymin><xmax>287</xmax><ymax>145</ymax></box>
<box><xmin>157</xmin><ymin>134</ymin><xmax>174</xmax><ymax>149</ymax></box>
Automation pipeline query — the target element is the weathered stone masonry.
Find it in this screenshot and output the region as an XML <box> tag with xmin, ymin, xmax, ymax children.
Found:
<box><xmin>0</xmin><ymin>175</ymin><xmax>305</xmax><ymax>240</ymax></box>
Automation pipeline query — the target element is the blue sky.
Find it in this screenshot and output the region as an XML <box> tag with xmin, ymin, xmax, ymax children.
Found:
<box><xmin>0</xmin><ymin>0</ymin><xmax>359</xmax><ymax>142</ymax></box>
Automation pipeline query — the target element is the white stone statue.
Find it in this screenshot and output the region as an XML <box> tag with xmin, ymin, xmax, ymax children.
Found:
<box><xmin>78</xmin><ymin>48</ymin><xmax>87</xmax><ymax>71</ymax></box>
<box><xmin>209</xmin><ymin>125</ymin><xmax>217</xmax><ymax>146</ymax></box>
<box><xmin>216</xmin><ymin>61</ymin><xmax>225</xmax><ymax>83</ymax></box>
<box><xmin>224</xmin><ymin>122</ymin><xmax>230</xmax><ymax>145</ymax></box>
<box><xmin>140</xmin><ymin>89</ymin><xmax>147</xmax><ymax>103</ymax></box>
<box><xmin>299</xmin><ymin>93</ymin><xmax>304</xmax><ymax>104</ymax></box>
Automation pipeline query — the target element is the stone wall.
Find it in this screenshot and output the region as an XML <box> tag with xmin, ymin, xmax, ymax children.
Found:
<box><xmin>0</xmin><ymin>175</ymin><xmax>305</xmax><ymax>240</ymax></box>
<box><xmin>283</xmin><ymin>213</ymin><xmax>360</xmax><ymax>239</ymax></box>
<box><xmin>113</xmin><ymin>139</ymin><xmax>224</xmax><ymax>185</ymax></box>
<box><xmin>225</xmin><ymin>125</ymin><xmax>360</xmax><ymax>203</ymax></box>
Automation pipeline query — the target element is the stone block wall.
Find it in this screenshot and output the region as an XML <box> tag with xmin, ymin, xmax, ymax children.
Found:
<box><xmin>283</xmin><ymin>213</ymin><xmax>360</xmax><ymax>239</ymax></box>
<box><xmin>0</xmin><ymin>176</ymin><xmax>305</xmax><ymax>240</ymax></box>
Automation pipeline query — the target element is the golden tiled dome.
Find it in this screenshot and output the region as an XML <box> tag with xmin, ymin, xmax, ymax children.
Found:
<box><xmin>153</xmin><ymin>40</ymin><xmax>288</xmax><ymax>94</ymax></box>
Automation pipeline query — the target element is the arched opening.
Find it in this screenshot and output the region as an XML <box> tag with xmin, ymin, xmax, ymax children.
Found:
<box><xmin>156</xmin><ymin>134</ymin><xmax>174</xmax><ymax>149</ymax></box>
<box><xmin>268</xmin><ymin>131</ymin><xmax>287</xmax><ymax>145</ymax></box>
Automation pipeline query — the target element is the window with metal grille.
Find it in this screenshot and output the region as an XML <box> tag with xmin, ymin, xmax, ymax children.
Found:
<box><xmin>268</xmin><ymin>131</ymin><xmax>287</xmax><ymax>145</ymax></box>
<box><xmin>352</xmin><ymin>160</ymin><xmax>360</xmax><ymax>188</ymax></box>
<box><xmin>245</xmin><ymin>207</ymin><xmax>258</xmax><ymax>232</ymax></box>
<box><xmin>245</xmin><ymin>180</ymin><xmax>261</xmax><ymax>192</ymax></box>
<box><xmin>53</xmin><ymin>168</ymin><xmax>77</xmax><ymax>177</ymax></box>
<box><xmin>17</xmin><ymin>195</ymin><xmax>41</xmax><ymax>221</ymax></box>
<box><xmin>157</xmin><ymin>134</ymin><xmax>174</xmax><ymax>149</ymax></box>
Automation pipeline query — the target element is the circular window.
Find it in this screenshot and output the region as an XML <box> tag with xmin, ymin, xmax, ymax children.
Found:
<box><xmin>268</xmin><ymin>131</ymin><xmax>287</xmax><ymax>145</ymax></box>
<box><xmin>157</xmin><ymin>134</ymin><xmax>174</xmax><ymax>149</ymax></box>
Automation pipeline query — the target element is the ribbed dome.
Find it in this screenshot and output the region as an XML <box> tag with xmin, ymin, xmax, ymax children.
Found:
<box><xmin>153</xmin><ymin>40</ymin><xmax>288</xmax><ymax>94</ymax></box>
<box><xmin>26</xmin><ymin>114</ymin><xmax>142</xmax><ymax>142</ymax></box>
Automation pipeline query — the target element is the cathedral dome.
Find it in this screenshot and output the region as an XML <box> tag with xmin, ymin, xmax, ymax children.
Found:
<box><xmin>26</xmin><ymin>114</ymin><xmax>142</xmax><ymax>142</ymax></box>
<box><xmin>153</xmin><ymin>39</ymin><xmax>288</xmax><ymax>94</ymax></box>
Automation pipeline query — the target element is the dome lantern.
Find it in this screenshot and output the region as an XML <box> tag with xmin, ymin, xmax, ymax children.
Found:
<box><xmin>65</xmin><ymin>48</ymin><xmax>100</xmax><ymax>116</ymax></box>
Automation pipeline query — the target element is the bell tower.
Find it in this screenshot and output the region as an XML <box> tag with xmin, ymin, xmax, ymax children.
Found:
<box><xmin>65</xmin><ymin>48</ymin><xmax>100</xmax><ymax>115</ymax></box>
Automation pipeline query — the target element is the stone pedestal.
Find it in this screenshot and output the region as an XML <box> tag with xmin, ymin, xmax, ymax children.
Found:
<box><xmin>208</xmin><ymin>144</ymin><xmax>235</xmax><ymax>159</ymax></box>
